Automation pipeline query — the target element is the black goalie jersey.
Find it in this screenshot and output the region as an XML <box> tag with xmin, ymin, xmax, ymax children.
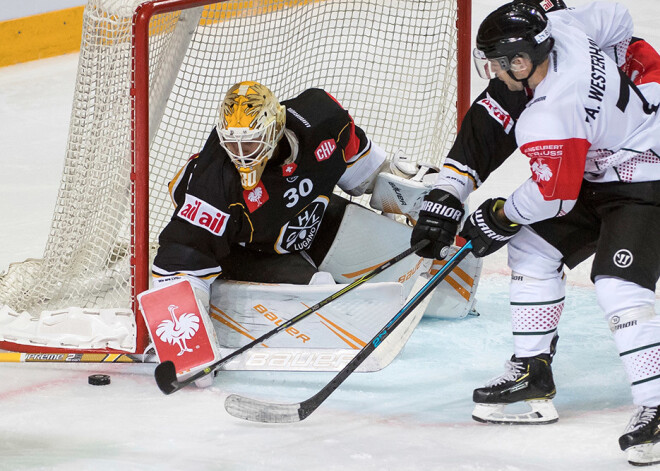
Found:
<box><xmin>153</xmin><ymin>88</ymin><xmax>385</xmax><ymax>284</ymax></box>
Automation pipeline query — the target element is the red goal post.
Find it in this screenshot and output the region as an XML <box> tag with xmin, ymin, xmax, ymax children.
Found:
<box><xmin>0</xmin><ymin>0</ymin><xmax>471</xmax><ymax>354</ymax></box>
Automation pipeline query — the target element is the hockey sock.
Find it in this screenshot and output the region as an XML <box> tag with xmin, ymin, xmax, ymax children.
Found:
<box><xmin>597</xmin><ymin>276</ymin><xmax>660</xmax><ymax>406</ymax></box>
<box><xmin>510</xmin><ymin>271</ymin><xmax>565</xmax><ymax>357</ymax></box>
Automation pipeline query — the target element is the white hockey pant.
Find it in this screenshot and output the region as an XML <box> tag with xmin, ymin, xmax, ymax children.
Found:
<box><xmin>508</xmin><ymin>227</ymin><xmax>566</xmax><ymax>358</ymax></box>
<box><xmin>596</xmin><ymin>276</ymin><xmax>660</xmax><ymax>406</ymax></box>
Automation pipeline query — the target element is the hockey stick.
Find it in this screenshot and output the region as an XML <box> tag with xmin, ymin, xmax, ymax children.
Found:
<box><xmin>224</xmin><ymin>241</ymin><xmax>473</xmax><ymax>423</ymax></box>
<box><xmin>0</xmin><ymin>352</ymin><xmax>155</xmax><ymax>363</ymax></box>
<box><xmin>154</xmin><ymin>240</ymin><xmax>429</xmax><ymax>394</ymax></box>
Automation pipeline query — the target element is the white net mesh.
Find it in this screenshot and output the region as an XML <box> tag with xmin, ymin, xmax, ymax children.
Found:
<box><xmin>0</xmin><ymin>0</ymin><xmax>466</xmax><ymax>349</ymax></box>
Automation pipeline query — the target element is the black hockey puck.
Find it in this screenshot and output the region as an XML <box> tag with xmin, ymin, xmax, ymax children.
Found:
<box><xmin>88</xmin><ymin>374</ymin><xmax>111</xmax><ymax>386</ymax></box>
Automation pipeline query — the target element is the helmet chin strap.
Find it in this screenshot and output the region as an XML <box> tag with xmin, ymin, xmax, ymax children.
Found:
<box><xmin>507</xmin><ymin>62</ymin><xmax>538</xmax><ymax>98</ymax></box>
<box><xmin>507</xmin><ymin>62</ymin><xmax>537</xmax><ymax>84</ymax></box>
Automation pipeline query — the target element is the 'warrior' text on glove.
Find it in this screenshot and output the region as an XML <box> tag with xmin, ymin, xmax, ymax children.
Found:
<box><xmin>459</xmin><ymin>197</ymin><xmax>519</xmax><ymax>258</ymax></box>
<box><xmin>410</xmin><ymin>189</ymin><xmax>464</xmax><ymax>259</ymax></box>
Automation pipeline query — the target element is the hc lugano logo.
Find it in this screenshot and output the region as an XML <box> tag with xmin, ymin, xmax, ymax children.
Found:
<box><xmin>156</xmin><ymin>304</ymin><xmax>200</xmax><ymax>356</ymax></box>
<box><xmin>314</xmin><ymin>139</ymin><xmax>337</xmax><ymax>161</ymax></box>
<box><xmin>613</xmin><ymin>249</ymin><xmax>633</xmax><ymax>268</ymax></box>
<box><xmin>276</xmin><ymin>197</ymin><xmax>328</xmax><ymax>253</ymax></box>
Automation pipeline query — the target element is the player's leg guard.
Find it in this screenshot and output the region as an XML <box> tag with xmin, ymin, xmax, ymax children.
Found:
<box><xmin>596</xmin><ymin>276</ymin><xmax>660</xmax><ymax>465</ymax></box>
<box><xmin>510</xmin><ymin>271</ymin><xmax>565</xmax><ymax>358</ymax></box>
<box><xmin>138</xmin><ymin>277</ymin><xmax>221</xmax><ymax>388</ymax></box>
<box><xmin>597</xmin><ymin>276</ymin><xmax>660</xmax><ymax>406</ymax></box>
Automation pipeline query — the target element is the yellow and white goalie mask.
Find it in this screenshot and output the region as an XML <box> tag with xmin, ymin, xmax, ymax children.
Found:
<box><xmin>216</xmin><ymin>81</ymin><xmax>286</xmax><ymax>190</ymax></box>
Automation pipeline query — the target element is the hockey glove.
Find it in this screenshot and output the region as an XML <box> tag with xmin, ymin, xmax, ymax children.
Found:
<box><xmin>459</xmin><ymin>197</ymin><xmax>520</xmax><ymax>258</ymax></box>
<box><xmin>410</xmin><ymin>188</ymin><xmax>464</xmax><ymax>259</ymax></box>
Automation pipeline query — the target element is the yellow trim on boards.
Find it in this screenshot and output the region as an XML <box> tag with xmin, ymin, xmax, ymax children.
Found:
<box><xmin>0</xmin><ymin>6</ymin><xmax>84</xmax><ymax>68</ymax></box>
<box><xmin>0</xmin><ymin>1</ymin><xmax>325</xmax><ymax>68</ymax></box>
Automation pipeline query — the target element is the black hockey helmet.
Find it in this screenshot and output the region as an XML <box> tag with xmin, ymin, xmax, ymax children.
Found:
<box><xmin>475</xmin><ymin>1</ymin><xmax>554</xmax><ymax>78</ymax></box>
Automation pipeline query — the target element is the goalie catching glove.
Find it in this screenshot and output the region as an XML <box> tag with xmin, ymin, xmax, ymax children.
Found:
<box><xmin>459</xmin><ymin>198</ymin><xmax>520</xmax><ymax>257</ymax></box>
<box><xmin>410</xmin><ymin>189</ymin><xmax>464</xmax><ymax>259</ymax></box>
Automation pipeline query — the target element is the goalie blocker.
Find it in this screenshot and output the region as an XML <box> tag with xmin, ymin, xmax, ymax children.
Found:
<box><xmin>138</xmin><ymin>279</ymin><xmax>221</xmax><ymax>387</ymax></box>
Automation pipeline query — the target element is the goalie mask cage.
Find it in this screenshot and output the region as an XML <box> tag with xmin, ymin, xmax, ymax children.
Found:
<box><xmin>0</xmin><ymin>0</ymin><xmax>471</xmax><ymax>354</ymax></box>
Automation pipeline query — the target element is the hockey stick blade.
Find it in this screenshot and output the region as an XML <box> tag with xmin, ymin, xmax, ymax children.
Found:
<box><xmin>224</xmin><ymin>241</ymin><xmax>473</xmax><ymax>422</ymax></box>
<box><xmin>154</xmin><ymin>240</ymin><xmax>428</xmax><ymax>395</ymax></box>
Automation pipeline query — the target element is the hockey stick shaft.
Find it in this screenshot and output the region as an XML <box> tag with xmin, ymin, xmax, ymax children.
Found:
<box><xmin>0</xmin><ymin>352</ymin><xmax>152</xmax><ymax>363</ymax></box>
<box><xmin>154</xmin><ymin>240</ymin><xmax>429</xmax><ymax>394</ymax></box>
<box><xmin>224</xmin><ymin>241</ymin><xmax>473</xmax><ymax>423</ymax></box>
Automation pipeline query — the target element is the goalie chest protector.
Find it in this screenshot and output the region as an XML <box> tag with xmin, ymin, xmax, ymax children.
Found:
<box><xmin>166</xmin><ymin>88</ymin><xmax>365</xmax><ymax>257</ymax></box>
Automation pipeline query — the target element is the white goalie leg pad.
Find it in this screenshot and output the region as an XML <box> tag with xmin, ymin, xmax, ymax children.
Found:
<box><xmin>472</xmin><ymin>400</ymin><xmax>559</xmax><ymax>425</ymax></box>
<box><xmin>138</xmin><ymin>278</ymin><xmax>221</xmax><ymax>387</ymax></box>
<box><xmin>209</xmin><ymin>279</ymin><xmax>408</xmax><ymax>371</ymax></box>
<box><xmin>597</xmin><ymin>276</ymin><xmax>660</xmax><ymax>406</ymax></box>
<box><xmin>318</xmin><ymin>204</ymin><xmax>430</xmax><ymax>298</ymax></box>
<box><xmin>509</xmin><ymin>271</ymin><xmax>565</xmax><ymax>357</ymax></box>
<box><xmin>423</xmin><ymin>244</ymin><xmax>482</xmax><ymax>319</ymax></box>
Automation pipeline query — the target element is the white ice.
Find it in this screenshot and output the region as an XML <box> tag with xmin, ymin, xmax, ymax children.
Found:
<box><xmin>0</xmin><ymin>1</ymin><xmax>658</xmax><ymax>469</ymax></box>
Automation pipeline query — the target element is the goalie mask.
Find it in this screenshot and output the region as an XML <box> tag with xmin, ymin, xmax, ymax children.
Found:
<box><xmin>217</xmin><ymin>81</ymin><xmax>286</xmax><ymax>190</ymax></box>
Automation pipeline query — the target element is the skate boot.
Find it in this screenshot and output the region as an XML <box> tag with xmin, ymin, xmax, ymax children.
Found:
<box><xmin>619</xmin><ymin>406</ymin><xmax>660</xmax><ymax>466</ymax></box>
<box><xmin>471</xmin><ymin>353</ymin><xmax>558</xmax><ymax>424</ymax></box>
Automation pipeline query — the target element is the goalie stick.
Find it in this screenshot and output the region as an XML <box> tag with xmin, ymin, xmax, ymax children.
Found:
<box><xmin>154</xmin><ymin>240</ymin><xmax>429</xmax><ymax>394</ymax></box>
<box><xmin>224</xmin><ymin>241</ymin><xmax>473</xmax><ymax>423</ymax></box>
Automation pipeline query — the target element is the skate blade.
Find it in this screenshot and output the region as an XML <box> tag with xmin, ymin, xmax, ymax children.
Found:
<box><xmin>472</xmin><ymin>400</ymin><xmax>558</xmax><ymax>425</ymax></box>
<box><xmin>627</xmin><ymin>443</ymin><xmax>660</xmax><ymax>466</ymax></box>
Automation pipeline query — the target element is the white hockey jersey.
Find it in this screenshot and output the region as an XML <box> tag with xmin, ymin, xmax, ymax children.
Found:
<box><xmin>503</xmin><ymin>3</ymin><xmax>660</xmax><ymax>224</ymax></box>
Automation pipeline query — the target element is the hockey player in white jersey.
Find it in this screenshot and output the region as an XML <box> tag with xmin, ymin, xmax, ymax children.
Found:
<box><xmin>412</xmin><ymin>0</ymin><xmax>660</xmax><ymax>465</ymax></box>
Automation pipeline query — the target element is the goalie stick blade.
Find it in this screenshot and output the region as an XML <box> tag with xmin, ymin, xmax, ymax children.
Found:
<box><xmin>225</xmin><ymin>394</ymin><xmax>305</xmax><ymax>423</ymax></box>
<box><xmin>154</xmin><ymin>360</ymin><xmax>179</xmax><ymax>395</ymax></box>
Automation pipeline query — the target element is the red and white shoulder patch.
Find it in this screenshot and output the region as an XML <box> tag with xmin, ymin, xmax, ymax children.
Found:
<box><xmin>477</xmin><ymin>93</ymin><xmax>514</xmax><ymax>134</ymax></box>
<box><xmin>314</xmin><ymin>139</ymin><xmax>337</xmax><ymax>161</ymax></box>
<box><xmin>520</xmin><ymin>138</ymin><xmax>589</xmax><ymax>200</ymax></box>
<box><xmin>243</xmin><ymin>180</ymin><xmax>270</xmax><ymax>213</ymax></box>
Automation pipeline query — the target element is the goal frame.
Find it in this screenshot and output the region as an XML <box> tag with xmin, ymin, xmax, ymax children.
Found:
<box><xmin>131</xmin><ymin>0</ymin><xmax>472</xmax><ymax>352</ymax></box>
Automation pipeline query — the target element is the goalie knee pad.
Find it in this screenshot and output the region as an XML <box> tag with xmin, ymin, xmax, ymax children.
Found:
<box><xmin>510</xmin><ymin>271</ymin><xmax>565</xmax><ymax>357</ymax></box>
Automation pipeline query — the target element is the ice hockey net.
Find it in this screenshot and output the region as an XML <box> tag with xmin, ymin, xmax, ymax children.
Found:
<box><xmin>0</xmin><ymin>0</ymin><xmax>471</xmax><ymax>353</ymax></box>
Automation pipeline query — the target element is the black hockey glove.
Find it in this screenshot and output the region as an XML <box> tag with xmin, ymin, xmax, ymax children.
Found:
<box><xmin>411</xmin><ymin>189</ymin><xmax>464</xmax><ymax>259</ymax></box>
<box><xmin>459</xmin><ymin>198</ymin><xmax>520</xmax><ymax>258</ymax></box>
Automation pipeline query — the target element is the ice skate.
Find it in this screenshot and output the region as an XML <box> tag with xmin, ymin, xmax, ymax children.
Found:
<box><xmin>471</xmin><ymin>353</ymin><xmax>558</xmax><ymax>425</ymax></box>
<box><xmin>619</xmin><ymin>406</ymin><xmax>660</xmax><ymax>466</ymax></box>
